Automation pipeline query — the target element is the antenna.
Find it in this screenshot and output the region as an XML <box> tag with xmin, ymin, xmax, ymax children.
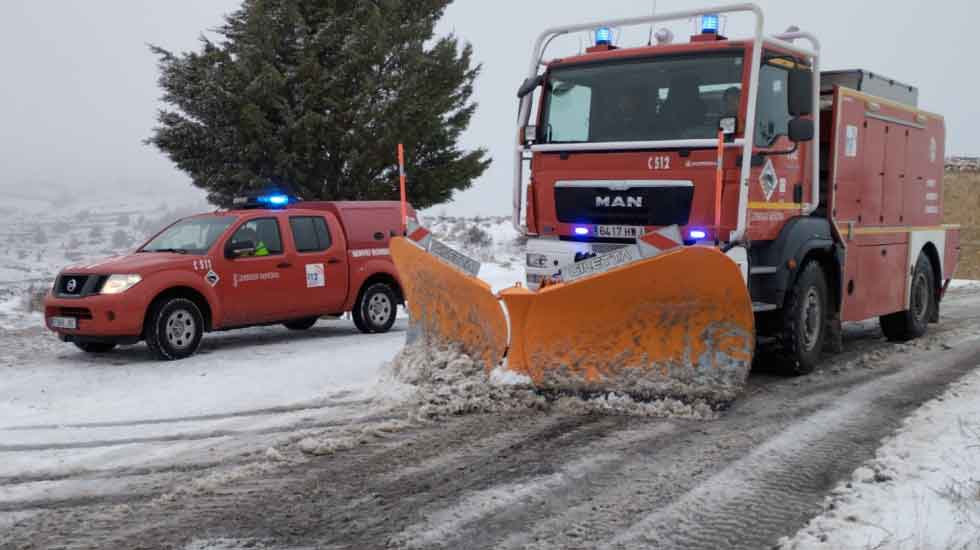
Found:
<box><xmin>647</xmin><ymin>0</ymin><xmax>658</xmax><ymax>45</ymax></box>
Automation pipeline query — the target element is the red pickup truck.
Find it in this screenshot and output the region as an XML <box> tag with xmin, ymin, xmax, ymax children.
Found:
<box><xmin>44</xmin><ymin>195</ymin><xmax>414</xmax><ymax>360</ymax></box>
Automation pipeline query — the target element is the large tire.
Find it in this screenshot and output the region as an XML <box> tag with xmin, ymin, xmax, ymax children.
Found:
<box><xmin>880</xmin><ymin>253</ymin><xmax>936</xmax><ymax>342</ymax></box>
<box><xmin>74</xmin><ymin>342</ymin><xmax>117</xmax><ymax>354</ymax></box>
<box><xmin>145</xmin><ymin>297</ymin><xmax>204</xmax><ymax>361</ymax></box>
<box><xmin>780</xmin><ymin>261</ymin><xmax>829</xmax><ymax>375</ymax></box>
<box><xmin>352</xmin><ymin>283</ymin><xmax>397</xmax><ymax>334</ymax></box>
<box><xmin>284</xmin><ymin>317</ymin><xmax>319</xmax><ymax>331</ymax></box>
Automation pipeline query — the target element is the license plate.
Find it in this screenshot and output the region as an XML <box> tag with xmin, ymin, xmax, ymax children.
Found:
<box><xmin>50</xmin><ymin>317</ymin><xmax>77</xmax><ymax>330</ymax></box>
<box><xmin>595</xmin><ymin>225</ymin><xmax>645</xmax><ymax>239</ymax></box>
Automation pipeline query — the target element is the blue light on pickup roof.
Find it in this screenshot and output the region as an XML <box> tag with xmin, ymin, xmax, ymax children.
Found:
<box><xmin>259</xmin><ymin>194</ymin><xmax>290</xmax><ymax>206</ymax></box>
<box><xmin>575</xmin><ymin>227</ymin><xmax>590</xmax><ymax>236</ymax></box>
<box><xmin>701</xmin><ymin>14</ymin><xmax>720</xmax><ymax>34</ymax></box>
<box><xmin>689</xmin><ymin>229</ymin><xmax>708</xmax><ymax>240</ymax></box>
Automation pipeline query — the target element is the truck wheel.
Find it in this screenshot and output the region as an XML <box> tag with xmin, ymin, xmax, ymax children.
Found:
<box><xmin>284</xmin><ymin>317</ymin><xmax>319</xmax><ymax>331</ymax></box>
<box><xmin>145</xmin><ymin>297</ymin><xmax>204</xmax><ymax>361</ymax></box>
<box><xmin>353</xmin><ymin>283</ymin><xmax>397</xmax><ymax>334</ymax></box>
<box><xmin>781</xmin><ymin>261</ymin><xmax>828</xmax><ymax>375</ymax></box>
<box><xmin>880</xmin><ymin>254</ymin><xmax>936</xmax><ymax>342</ymax></box>
<box><xmin>74</xmin><ymin>342</ymin><xmax>117</xmax><ymax>354</ymax></box>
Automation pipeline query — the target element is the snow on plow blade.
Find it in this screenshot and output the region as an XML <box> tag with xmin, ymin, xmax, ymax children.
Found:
<box><xmin>390</xmin><ymin>237</ymin><xmax>508</xmax><ymax>369</ymax></box>
<box><xmin>500</xmin><ymin>246</ymin><xmax>755</xmax><ymax>402</ymax></box>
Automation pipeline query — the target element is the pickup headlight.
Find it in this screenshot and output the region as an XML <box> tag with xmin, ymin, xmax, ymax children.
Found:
<box><xmin>101</xmin><ymin>274</ymin><xmax>143</xmax><ymax>295</ymax></box>
<box><xmin>527</xmin><ymin>253</ymin><xmax>551</xmax><ymax>269</ymax></box>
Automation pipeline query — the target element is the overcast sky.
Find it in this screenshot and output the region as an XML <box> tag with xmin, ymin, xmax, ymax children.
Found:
<box><xmin>2</xmin><ymin>1</ymin><xmax>977</xmax><ymax>214</ymax></box>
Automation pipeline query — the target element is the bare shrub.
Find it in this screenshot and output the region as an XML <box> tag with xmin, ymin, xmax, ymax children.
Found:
<box><xmin>463</xmin><ymin>225</ymin><xmax>492</xmax><ymax>248</ymax></box>
<box><xmin>22</xmin><ymin>285</ymin><xmax>47</xmax><ymax>313</ymax></box>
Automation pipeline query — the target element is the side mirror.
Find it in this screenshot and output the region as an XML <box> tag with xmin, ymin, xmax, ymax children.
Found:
<box><xmin>226</xmin><ymin>240</ymin><xmax>255</xmax><ymax>259</ymax></box>
<box><xmin>789</xmin><ymin>69</ymin><xmax>814</xmax><ymax>116</ymax></box>
<box><xmin>789</xmin><ymin>118</ymin><xmax>814</xmax><ymax>143</ymax></box>
<box><xmin>517</xmin><ymin>74</ymin><xmax>544</xmax><ymax>99</ymax></box>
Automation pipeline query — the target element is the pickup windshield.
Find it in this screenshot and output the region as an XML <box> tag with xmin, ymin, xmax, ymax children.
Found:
<box><xmin>541</xmin><ymin>53</ymin><xmax>745</xmax><ymax>144</ymax></box>
<box><xmin>140</xmin><ymin>216</ymin><xmax>235</xmax><ymax>255</ymax></box>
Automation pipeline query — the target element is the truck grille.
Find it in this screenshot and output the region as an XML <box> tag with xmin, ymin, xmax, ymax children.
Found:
<box><xmin>554</xmin><ymin>181</ymin><xmax>694</xmax><ymax>227</ymax></box>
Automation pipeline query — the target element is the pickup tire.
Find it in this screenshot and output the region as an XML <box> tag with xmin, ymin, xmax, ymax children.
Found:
<box><xmin>145</xmin><ymin>297</ymin><xmax>204</xmax><ymax>361</ymax></box>
<box><xmin>353</xmin><ymin>283</ymin><xmax>397</xmax><ymax>334</ymax></box>
<box><xmin>284</xmin><ymin>317</ymin><xmax>319</xmax><ymax>331</ymax></box>
<box><xmin>74</xmin><ymin>342</ymin><xmax>117</xmax><ymax>354</ymax></box>
<box><xmin>880</xmin><ymin>253</ymin><xmax>936</xmax><ymax>342</ymax></box>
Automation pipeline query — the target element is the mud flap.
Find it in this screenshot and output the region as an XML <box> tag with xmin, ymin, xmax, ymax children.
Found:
<box><xmin>500</xmin><ymin>247</ymin><xmax>755</xmax><ymax>402</ymax></box>
<box><xmin>390</xmin><ymin>238</ymin><xmax>508</xmax><ymax>370</ymax></box>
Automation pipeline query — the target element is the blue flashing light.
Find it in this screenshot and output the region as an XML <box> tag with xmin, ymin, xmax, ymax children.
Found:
<box><xmin>574</xmin><ymin>227</ymin><xmax>590</xmax><ymax>236</ymax></box>
<box><xmin>259</xmin><ymin>194</ymin><xmax>290</xmax><ymax>207</ymax></box>
<box><xmin>595</xmin><ymin>27</ymin><xmax>613</xmax><ymax>45</ymax></box>
<box><xmin>689</xmin><ymin>229</ymin><xmax>708</xmax><ymax>240</ymax></box>
<box><xmin>701</xmin><ymin>14</ymin><xmax>720</xmax><ymax>34</ymax></box>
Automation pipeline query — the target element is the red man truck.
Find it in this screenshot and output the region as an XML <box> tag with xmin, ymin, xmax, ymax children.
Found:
<box><xmin>44</xmin><ymin>193</ymin><xmax>414</xmax><ymax>360</ymax></box>
<box><xmin>389</xmin><ymin>3</ymin><xmax>962</xmax><ymax>402</ymax></box>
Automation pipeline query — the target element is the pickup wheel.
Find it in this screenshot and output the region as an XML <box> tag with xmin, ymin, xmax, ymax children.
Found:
<box><xmin>284</xmin><ymin>317</ymin><xmax>319</xmax><ymax>331</ymax></box>
<box><xmin>353</xmin><ymin>283</ymin><xmax>397</xmax><ymax>334</ymax></box>
<box><xmin>880</xmin><ymin>253</ymin><xmax>936</xmax><ymax>342</ymax></box>
<box><xmin>145</xmin><ymin>297</ymin><xmax>204</xmax><ymax>361</ymax></box>
<box><xmin>780</xmin><ymin>261</ymin><xmax>828</xmax><ymax>375</ymax></box>
<box><xmin>74</xmin><ymin>342</ymin><xmax>117</xmax><ymax>354</ymax></box>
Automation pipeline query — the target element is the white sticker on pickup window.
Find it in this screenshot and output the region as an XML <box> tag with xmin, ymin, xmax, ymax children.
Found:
<box><xmin>306</xmin><ymin>264</ymin><xmax>325</xmax><ymax>288</ymax></box>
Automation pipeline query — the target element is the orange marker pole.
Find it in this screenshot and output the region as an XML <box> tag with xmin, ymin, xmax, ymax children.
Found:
<box><xmin>713</xmin><ymin>130</ymin><xmax>725</xmax><ymax>238</ymax></box>
<box><xmin>398</xmin><ymin>143</ymin><xmax>407</xmax><ymax>236</ymax></box>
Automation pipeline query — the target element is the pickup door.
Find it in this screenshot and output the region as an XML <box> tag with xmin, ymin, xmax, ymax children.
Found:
<box><xmin>286</xmin><ymin>213</ymin><xmax>350</xmax><ymax>317</ymax></box>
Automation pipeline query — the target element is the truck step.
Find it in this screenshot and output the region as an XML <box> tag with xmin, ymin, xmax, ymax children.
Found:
<box><xmin>752</xmin><ymin>302</ymin><xmax>779</xmax><ymax>313</ymax></box>
<box><xmin>750</xmin><ymin>266</ymin><xmax>779</xmax><ymax>275</ymax></box>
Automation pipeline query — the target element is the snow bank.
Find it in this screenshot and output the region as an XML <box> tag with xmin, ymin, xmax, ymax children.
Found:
<box><xmin>381</xmin><ymin>343</ymin><xmax>719</xmax><ymax>420</ymax></box>
<box><xmin>780</xmin><ymin>369</ymin><xmax>980</xmax><ymax>550</ymax></box>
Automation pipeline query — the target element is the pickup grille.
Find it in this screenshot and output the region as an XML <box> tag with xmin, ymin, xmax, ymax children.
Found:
<box><xmin>554</xmin><ymin>181</ymin><xmax>694</xmax><ymax>227</ymax></box>
<box><xmin>55</xmin><ymin>275</ymin><xmax>106</xmax><ymax>298</ymax></box>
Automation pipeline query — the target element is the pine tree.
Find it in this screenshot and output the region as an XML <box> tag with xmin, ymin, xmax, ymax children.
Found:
<box><xmin>148</xmin><ymin>0</ymin><xmax>490</xmax><ymax>209</ymax></box>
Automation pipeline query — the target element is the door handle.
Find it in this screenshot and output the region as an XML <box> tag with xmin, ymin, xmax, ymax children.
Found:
<box><xmin>327</xmin><ymin>258</ymin><xmax>341</xmax><ymax>265</ymax></box>
<box><xmin>277</xmin><ymin>262</ymin><xmax>292</xmax><ymax>269</ymax></box>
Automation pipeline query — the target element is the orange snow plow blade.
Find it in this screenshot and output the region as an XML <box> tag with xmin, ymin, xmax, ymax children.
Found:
<box><xmin>390</xmin><ymin>237</ymin><xmax>508</xmax><ymax>369</ymax></box>
<box><xmin>500</xmin><ymin>247</ymin><xmax>755</xmax><ymax>402</ymax></box>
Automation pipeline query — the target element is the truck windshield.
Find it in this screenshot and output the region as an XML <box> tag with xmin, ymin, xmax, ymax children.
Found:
<box><xmin>541</xmin><ymin>53</ymin><xmax>745</xmax><ymax>144</ymax></box>
<box><xmin>140</xmin><ymin>216</ymin><xmax>235</xmax><ymax>255</ymax></box>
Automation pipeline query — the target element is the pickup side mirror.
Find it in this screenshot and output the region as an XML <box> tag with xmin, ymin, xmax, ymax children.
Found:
<box><xmin>789</xmin><ymin>69</ymin><xmax>814</xmax><ymax>116</ymax></box>
<box><xmin>517</xmin><ymin>74</ymin><xmax>544</xmax><ymax>99</ymax></box>
<box><xmin>226</xmin><ymin>240</ymin><xmax>255</xmax><ymax>259</ymax></box>
<box><xmin>789</xmin><ymin>118</ymin><xmax>815</xmax><ymax>143</ymax></box>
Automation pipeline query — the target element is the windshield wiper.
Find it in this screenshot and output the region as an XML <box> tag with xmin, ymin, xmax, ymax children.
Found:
<box><xmin>139</xmin><ymin>248</ymin><xmax>189</xmax><ymax>255</ymax></box>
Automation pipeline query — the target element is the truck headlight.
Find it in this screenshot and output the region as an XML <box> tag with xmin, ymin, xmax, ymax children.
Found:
<box><xmin>527</xmin><ymin>253</ymin><xmax>550</xmax><ymax>269</ymax></box>
<box><xmin>101</xmin><ymin>274</ymin><xmax>143</xmax><ymax>295</ymax></box>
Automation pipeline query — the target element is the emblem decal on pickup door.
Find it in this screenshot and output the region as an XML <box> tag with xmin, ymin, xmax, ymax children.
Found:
<box><xmin>306</xmin><ymin>264</ymin><xmax>325</xmax><ymax>288</ymax></box>
<box><xmin>205</xmin><ymin>270</ymin><xmax>220</xmax><ymax>287</ymax></box>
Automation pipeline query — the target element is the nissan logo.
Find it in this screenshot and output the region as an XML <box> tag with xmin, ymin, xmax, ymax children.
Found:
<box><xmin>595</xmin><ymin>196</ymin><xmax>644</xmax><ymax>208</ymax></box>
<box><xmin>66</xmin><ymin>279</ymin><xmax>78</xmax><ymax>293</ymax></box>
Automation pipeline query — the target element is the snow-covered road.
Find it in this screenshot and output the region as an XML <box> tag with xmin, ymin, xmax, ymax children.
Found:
<box><xmin>4</xmin><ymin>288</ymin><xmax>980</xmax><ymax>549</ymax></box>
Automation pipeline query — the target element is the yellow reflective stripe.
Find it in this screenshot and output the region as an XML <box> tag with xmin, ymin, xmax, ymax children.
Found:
<box><xmin>748</xmin><ymin>201</ymin><xmax>803</xmax><ymax>210</ymax></box>
<box><xmin>851</xmin><ymin>225</ymin><xmax>948</xmax><ymax>235</ymax></box>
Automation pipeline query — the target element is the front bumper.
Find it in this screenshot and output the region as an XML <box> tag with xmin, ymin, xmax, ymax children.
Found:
<box><xmin>43</xmin><ymin>292</ymin><xmax>147</xmax><ymax>339</ymax></box>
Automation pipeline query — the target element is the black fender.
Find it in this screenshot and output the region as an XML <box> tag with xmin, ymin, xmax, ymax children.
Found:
<box><xmin>748</xmin><ymin>217</ymin><xmax>842</xmax><ymax>311</ymax></box>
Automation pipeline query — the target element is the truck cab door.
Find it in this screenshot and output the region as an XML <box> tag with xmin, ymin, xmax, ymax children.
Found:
<box><xmin>287</xmin><ymin>214</ymin><xmax>349</xmax><ymax>317</ymax></box>
<box><xmin>214</xmin><ymin>216</ymin><xmax>292</xmax><ymax>326</ymax></box>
